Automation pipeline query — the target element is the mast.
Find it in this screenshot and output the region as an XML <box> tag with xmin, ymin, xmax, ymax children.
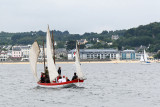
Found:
<box><xmin>52</xmin><ymin>30</ymin><xmax>55</xmax><ymax>64</ymax></box>
<box><xmin>78</xmin><ymin>41</ymin><xmax>80</xmax><ymax>58</ymax></box>
<box><xmin>78</xmin><ymin>42</ymin><xmax>80</xmax><ymax>53</ymax></box>
<box><xmin>43</xmin><ymin>40</ymin><xmax>45</xmax><ymax>71</ymax></box>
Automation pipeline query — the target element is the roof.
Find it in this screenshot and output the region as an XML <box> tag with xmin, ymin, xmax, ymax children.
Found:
<box><xmin>122</xmin><ymin>50</ymin><xmax>135</xmax><ymax>53</ymax></box>
<box><xmin>0</xmin><ymin>53</ymin><xmax>7</xmax><ymax>55</ymax></box>
<box><xmin>13</xmin><ymin>47</ymin><xmax>21</xmax><ymax>51</ymax></box>
<box><xmin>21</xmin><ymin>46</ymin><xmax>30</xmax><ymax>49</ymax></box>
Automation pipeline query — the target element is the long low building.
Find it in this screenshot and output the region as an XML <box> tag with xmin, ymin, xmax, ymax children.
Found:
<box><xmin>68</xmin><ymin>49</ymin><xmax>120</xmax><ymax>60</ymax></box>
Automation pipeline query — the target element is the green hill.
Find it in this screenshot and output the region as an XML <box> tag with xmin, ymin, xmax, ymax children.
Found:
<box><xmin>1</xmin><ymin>22</ymin><xmax>160</xmax><ymax>52</ymax></box>
<box><xmin>116</xmin><ymin>22</ymin><xmax>160</xmax><ymax>52</ymax></box>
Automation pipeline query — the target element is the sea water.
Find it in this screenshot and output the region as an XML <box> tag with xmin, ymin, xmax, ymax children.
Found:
<box><xmin>0</xmin><ymin>63</ymin><xmax>160</xmax><ymax>107</ymax></box>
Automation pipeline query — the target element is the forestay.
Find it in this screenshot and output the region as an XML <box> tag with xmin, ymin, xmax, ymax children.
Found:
<box><xmin>75</xmin><ymin>42</ymin><xmax>84</xmax><ymax>80</ymax></box>
<box><xmin>46</xmin><ymin>26</ymin><xmax>58</xmax><ymax>82</ymax></box>
<box><xmin>29</xmin><ymin>41</ymin><xmax>40</xmax><ymax>82</ymax></box>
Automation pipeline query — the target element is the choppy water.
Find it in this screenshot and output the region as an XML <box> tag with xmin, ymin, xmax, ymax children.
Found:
<box><xmin>1</xmin><ymin>63</ymin><xmax>160</xmax><ymax>107</ymax></box>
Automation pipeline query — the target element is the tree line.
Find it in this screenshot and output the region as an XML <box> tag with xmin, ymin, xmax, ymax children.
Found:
<box><xmin>1</xmin><ymin>22</ymin><xmax>160</xmax><ymax>52</ymax></box>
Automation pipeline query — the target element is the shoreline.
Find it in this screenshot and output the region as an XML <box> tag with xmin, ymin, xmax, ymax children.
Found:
<box><xmin>0</xmin><ymin>60</ymin><xmax>158</xmax><ymax>64</ymax></box>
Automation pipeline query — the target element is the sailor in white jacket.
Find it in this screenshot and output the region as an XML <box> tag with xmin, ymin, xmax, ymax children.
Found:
<box><xmin>62</xmin><ymin>76</ymin><xmax>66</xmax><ymax>82</ymax></box>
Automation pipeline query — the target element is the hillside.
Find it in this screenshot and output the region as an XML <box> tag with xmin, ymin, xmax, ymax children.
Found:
<box><xmin>116</xmin><ymin>22</ymin><xmax>160</xmax><ymax>52</ymax></box>
<box><xmin>1</xmin><ymin>22</ymin><xmax>160</xmax><ymax>52</ymax></box>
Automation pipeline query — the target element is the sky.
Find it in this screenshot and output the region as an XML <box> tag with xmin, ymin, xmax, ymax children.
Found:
<box><xmin>0</xmin><ymin>0</ymin><xmax>160</xmax><ymax>34</ymax></box>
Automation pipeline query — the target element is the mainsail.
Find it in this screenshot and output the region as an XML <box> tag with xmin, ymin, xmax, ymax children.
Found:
<box><xmin>29</xmin><ymin>41</ymin><xmax>40</xmax><ymax>82</ymax></box>
<box><xmin>140</xmin><ymin>54</ymin><xmax>144</xmax><ymax>62</ymax></box>
<box><xmin>75</xmin><ymin>42</ymin><xmax>84</xmax><ymax>79</ymax></box>
<box><xmin>46</xmin><ymin>26</ymin><xmax>58</xmax><ymax>82</ymax></box>
<box><xmin>144</xmin><ymin>49</ymin><xmax>148</xmax><ymax>62</ymax></box>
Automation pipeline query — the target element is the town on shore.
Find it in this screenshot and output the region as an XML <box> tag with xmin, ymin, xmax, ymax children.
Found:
<box><xmin>0</xmin><ymin>40</ymin><xmax>158</xmax><ymax>63</ymax></box>
<box><xmin>1</xmin><ymin>22</ymin><xmax>160</xmax><ymax>63</ymax></box>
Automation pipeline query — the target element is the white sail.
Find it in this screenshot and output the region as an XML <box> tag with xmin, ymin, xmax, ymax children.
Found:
<box><xmin>140</xmin><ymin>54</ymin><xmax>144</xmax><ymax>62</ymax></box>
<box><xmin>75</xmin><ymin>42</ymin><xmax>84</xmax><ymax>79</ymax></box>
<box><xmin>29</xmin><ymin>41</ymin><xmax>40</xmax><ymax>82</ymax></box>
<box><xmin>144</xmin><ymin>49</ymin><xmax>148</xmax><ymax>62</ymax></box>
<box><xmin>46</xmin><ymin>26</ymin><xmax>59</xmax><ymax>82</ymax></box>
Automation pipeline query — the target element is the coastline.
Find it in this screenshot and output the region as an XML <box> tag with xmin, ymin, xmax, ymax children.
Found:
<box><xmin>0</xmin><ymin>60</ymin><xmax>157</xmax><ymax>64</ymax></box>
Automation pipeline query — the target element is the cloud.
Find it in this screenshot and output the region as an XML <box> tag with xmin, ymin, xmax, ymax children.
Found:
<box><xmin>0</xmin><ymin>0</ymin><xmax>160</xmax><ymax>34</ymax></box>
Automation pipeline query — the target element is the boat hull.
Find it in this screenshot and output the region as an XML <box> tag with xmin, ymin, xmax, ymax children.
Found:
<box><xmin>141</xmin><ymin>61</ymin><xmax>151</xmax><ymax>65</ymax></box>
<box><xmin>141</xmin><ymin>62</ymin><xmax>151</xmax><ymax>65</ymax></box>
<box><xmin>37</xmin><ymin>80</ymin><xmax>84</xmax><ymax>88</ymax></box>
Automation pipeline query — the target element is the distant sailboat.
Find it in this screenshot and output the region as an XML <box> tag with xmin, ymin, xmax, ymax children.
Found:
<box><xmin>140</xmin><ymin>49</ymin><xmax>151</xmax><ymax>64</ymax></box>
<box><xmin>29</xmin><ymin>26</ymin><xmax>85</xmax><ymax>87</ymax></box>
<box><xmin>140</xmin><ymin>54</ymin><xmax>144</xmax><ymax>62</ymax></box>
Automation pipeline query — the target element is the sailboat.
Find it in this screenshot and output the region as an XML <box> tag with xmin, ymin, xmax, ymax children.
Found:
<box><xmin>29</xmin><ymin>26</ymin><xmax>85</xmax><ymax>87</ymax></box>
<box><xmin>140</xmin><ymin>49</ymin><xmax>151</xmax><ymax>64</ymax></box>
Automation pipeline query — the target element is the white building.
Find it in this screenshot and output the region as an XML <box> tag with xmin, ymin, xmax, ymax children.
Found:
<box><xmin>0</xmin><ymin>51</ymin><xmax>8</xmax><ymax>61</ymax></box>
<box><xmin>135</xmin><ymin>53</ymin><xmax>142</xmax><ymax>60</ymax></box>
<box><xmin>121</xmin><ymin>50</ymin><xmax>135</xmax><ymax>60</ymax></box>
<box><xmin>7</xmin><ymin>50</ymin><xmax>12</xmax><ymax>57</ymax></box>
<box><xmin>68</xmin><ymin>49</ymin><xmax>119</xmax><ymax>60</ymax></box>
<box><xmin>21</xmin><ymin>45</ymin><xmax>31</xmax><ymax>61</ymax></box>
<box><xmin>77</xmin><ymin>39</ymin><xmax>88</xmax><ymax>45</ymax></box>
<box><xmin>39</xmin><ymin>46</ymin><xmax>47</xmax><ymax>61</ymax></box>
<box><xmin>107</xmin><ymin>42</ymin><xmax>113</xmax><ymax>46</ymax></box>
<box><xmin>111</xmin><ymin>35</ymin><xmax>119</xmax><ymax>40</ymax></box>
<box><xmin>12</xmin><ymin>46</ymin><xmax>22</xmax><ymax>58</ymax></box>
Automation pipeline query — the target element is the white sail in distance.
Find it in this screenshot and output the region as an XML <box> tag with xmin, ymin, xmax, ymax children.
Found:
<box><xmin>140</xmin><ymin>54</ymin><xmax>144</xmax><ymax>62</ymax></box>
<box><xmin>29</xmin><ymin>41</ymin><xmax>40</xmax><ymax>82</ymax></box>
<box><xmin>46</xmin><ymin>26</ymin><xmax>58</xmax><ymax>82</ymax></box>
<box><xmin>144</xmin><ymin>49</ymin><xmax>148</xmax><ymax>62</ymax></box>
<box><xmin>75</xmin><ymin>42</ymin><xmax>84</xmax><ymax>79</ymax></box>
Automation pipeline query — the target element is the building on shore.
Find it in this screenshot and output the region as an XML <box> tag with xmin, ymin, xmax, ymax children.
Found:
<box><xmin>121</xmin><ymin>50</ymin><xmax>135</xmax><ymax>60</ymax></box>
<box><xmin>55</xmin><ymin>48</ymin><xmax>67</xmax><ymax>59</ymax></box>
<box><xmin>21</xmin><ymin>45</ymin><xmax>31</xmax><ymax>61</ymax></box>
<box><xmin>77</xmin><ymin>39</ymin><xmax>88</xmax><ymax>45</ymax></box>
<box><xmin>135</xmin><ymin>53</ymin><xmax>142</xmax><ymax>60</ymax></box>
<box><xmin>0</xmin><ymin>51</ymin><xmax>8</xmax><ymax>62</ymax></box>
<box><xmin>12</xmin><ymin>46</ymin><xmax>22</xmax><ymax>58</ymax></box>
<box><xmin>0</xmin><ymin>44</ymin><xmax>156</xmax><ymax>62</ymax></box>
<box><xmin>111</xmin><ymin>35</ymin><xmax>119</xmax><ymax>40</ymax></box>
<box><xmin>68</xmin><ymin>49</ymin><xmax>119</xmax><ymax>60</ymax></box>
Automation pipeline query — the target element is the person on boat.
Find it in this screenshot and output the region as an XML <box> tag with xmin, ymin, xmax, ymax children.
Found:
<box><xmin>45</xmin><ymin>66</ymin><xmax>49</xmax><ymax>77</ymax></box>
<box><xmin>40</xmin><ymin>72</ymin><xmax>43</xmax><ymax>78</ymax></box>
<box><xmin>66</xmin><ymin>77</ymin><xmax>70</xmax><ymax>81</ymax></box>
<box><xmin>57</xmin><ymin>67</ymin><xmax>61</xmax><ymax>75</ymax></box>
<box><xmin>45</xmin><ymin>77</ymin><xmax>50</xmax><ymax>83</ymax></box>
<box><xmin>57</xmin><ymin>75</ymin><xmax>62</xmax><ymax>81</ymax></box>
<box><xmin>62</xmin><ymin>76</ymin><xmax>66</xmax><ymax>82</ymax></box>
<box><xmin>72</xmin><ymin>72</ymin><xmax>78</xmax><ymax>80</ymax></box>
<box><xmin>41</xmin><ymin>73</ymin><xmax>46</xmax><ymax>83</ymax></box>
<box><xmin>45</xmin><ymin>66</ymin><xmax>50</xmax><ymax>83</ymax></box>
<box><xmin>58</xmin><ymin>78</ymin><xmax>63</xmax><ymax>83</ymax></box>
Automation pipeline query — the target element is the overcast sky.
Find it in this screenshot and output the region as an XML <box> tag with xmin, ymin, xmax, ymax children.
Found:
<box><xmin>0</xmin><ymin>0</ymin><xmax>160</xmax><ymax>34</ymax></box>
